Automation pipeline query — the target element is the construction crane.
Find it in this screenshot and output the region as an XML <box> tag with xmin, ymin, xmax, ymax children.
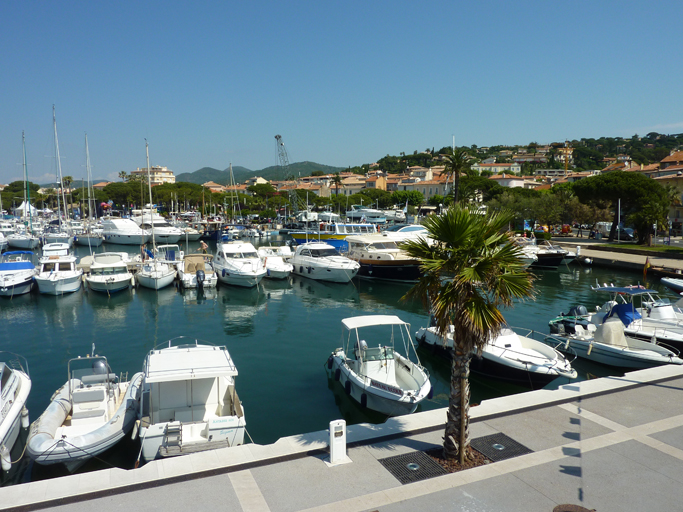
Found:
<box><xmin>275</xmin><ymin>135</ymin><xmax>307</xmax><ymax>213</ymax></box>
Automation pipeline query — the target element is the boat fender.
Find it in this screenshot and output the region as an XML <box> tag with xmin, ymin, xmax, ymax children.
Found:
<box><xmin>0</xmin><ymin>445</ymin><xmax>10</xmax><ymax>472</ymax></box>
<box><xmin>299</xmin><ymin>266</ymin><xmax>303</xmax><ymax>273</ymax></box>
<box><xmin>344</xmin><ymin>380</ymin><xmax>351</xmax><ymax>395</ymax></box>
<box><xmin>131</xmin><ymin>419</ymin><xmax>140</xmax><ymax>441</ymax></box>
<box><xmin>222</xmin><ymin>269</ymin><xmax>226</xmax><ymax>277</ymax></box>
<box><xmin>360</xmin><ymin>393</ymin><xmax>367</xmax><ymax>408</ymax></box>
<box><xmin>327</xmin><ymin>356</ymin><xmax>334</xmax><ymax>370</ymax></box>
<box><xmin>21</xmin><ymin>406</ymin><xmax>29</xmax><ymax>428</ymax></box>
<box><xmin>427</xmin><ymin>388</ymin><xmax>433</xmax><ymax>400</ymax></box>
<box><xmin>334</xmin><ymin>368</ymin><xmax>341</xmax><ymax>381</ymax></box>
<box><xmin>307</xmin><ymin>266</ymin><xmax>311</xmax><ymax>274</ymax></box>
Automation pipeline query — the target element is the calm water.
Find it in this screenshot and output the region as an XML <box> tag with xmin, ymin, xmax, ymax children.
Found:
<box><xmin>0</xmin><ymin>238</ymin><xmax>671</xmax><ymax>484</ymax></box>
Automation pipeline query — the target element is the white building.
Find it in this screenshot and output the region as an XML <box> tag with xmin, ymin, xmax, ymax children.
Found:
<box><xmin>130</xmin><ymin>165</ymin><xmax>175</xmax><ymax>186</ymax></box>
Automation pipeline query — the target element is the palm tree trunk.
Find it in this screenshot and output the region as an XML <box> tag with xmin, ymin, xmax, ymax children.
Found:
<box><xmin>443</xmin><ymin>348</ymin><xmax>472</xmax><ymax>462</ymax></box>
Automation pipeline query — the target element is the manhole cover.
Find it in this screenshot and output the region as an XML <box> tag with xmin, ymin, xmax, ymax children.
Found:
<box><xmin>470</xmin><ymin>433</ymin><xmax>533</xmax><ymax>462</ymax></box>
<box><xmin>378</xmin><ymin>451</ymin><xmax>447</xmax><ymax>485</ymax></box>
<box><xmin>553</xmin><ymin>505</ymin><xmax>595</xmax><ymax>512</ymax></box>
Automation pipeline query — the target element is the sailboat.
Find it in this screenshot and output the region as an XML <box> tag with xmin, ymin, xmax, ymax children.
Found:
<box><xmin>41</xmin><ymin>106</ymin><xmax>73</xmax><ymax>247</ymax></box>
<box><xmin>74</xmin><ymin>134</ymin><xmax>104</xmax><ymax>247</ymax></box>
<box><xmin>7</xmin><ymin>132</ymin><xmax>40</xmax><ymax>250</ymax></box>
<box><xmin>136</xmin><ymin>141</ymin><xmax>176</xmax><ymax>290</ymax></box>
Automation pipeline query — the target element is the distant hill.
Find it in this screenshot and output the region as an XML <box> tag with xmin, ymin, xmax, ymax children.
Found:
<box><xmin>39</xmin><ymin>179</ymin><xmax>110</xmax><ymax>188</ymax></box>
<box><xmin>175</xmin><ymin>162</ymin><xmax>344</xmax><ymax>185</ymax></box>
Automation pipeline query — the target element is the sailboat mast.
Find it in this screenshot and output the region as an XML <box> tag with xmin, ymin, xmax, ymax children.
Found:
<box><xmin>22</xmin><ymin>131</ymin><xmax>33</xmax><ymax>233</ymax></box>
<box><xmin>85</xmin><ymin>133</ymin><xmax>93</xmax><ymax>221</ymax></box>
<box><xmin>146</xmin><ymin>140</ymin><xmax>155</xmax><ymax>251</ymax></box>
<box><xmin>53</xmin><ymin>105</ymin><xmax>68</xmax><ymax>228</ymax></box>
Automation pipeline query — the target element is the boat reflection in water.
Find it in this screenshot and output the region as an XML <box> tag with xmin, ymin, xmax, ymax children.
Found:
<box><xmin>289</xmin><ymin>275</ymin><xmax>360</xmax><ymax>308</ymax></box>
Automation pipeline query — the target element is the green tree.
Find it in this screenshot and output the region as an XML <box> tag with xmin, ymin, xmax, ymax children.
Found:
<box><xmin>391</xmin><ymin>190</ymin><xmax>424</xmax><ymax>207</ymax></box>
<box><xmin>401</xmin><ymin>206</ymin><xmax>534</xmax><ymax>463</ymax></box>
<box><xmin>443</xmin><ymin>149</ymin><xmax>475</xmax><ymax>204</ymax></box>
<box><xmin>118</xmin><ymin>171</ymin><xmax>127</xmax><ymax>182</ymax></box>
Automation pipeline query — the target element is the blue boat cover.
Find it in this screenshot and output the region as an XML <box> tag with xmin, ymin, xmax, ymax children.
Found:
<box><xmin>606</xmin><ymin>303</ymin><xmax>642</xmax><ymax>326</ymax></box>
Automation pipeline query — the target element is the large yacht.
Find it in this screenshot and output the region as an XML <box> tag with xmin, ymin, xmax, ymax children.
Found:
<box><xmin>132</xmin><ymin>209</ymin><xmax>183</xmax><ymax>244</ymax></box>
<box><xmin>101</xmin><ymin>218</ymin><xmax>150</xmax><ymax>245</ymax></box>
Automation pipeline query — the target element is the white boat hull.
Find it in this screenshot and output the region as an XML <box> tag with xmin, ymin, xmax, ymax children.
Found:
<box><xmin>34</xmin><ymin>272</ymin><xmax>83</xmax><ymax>295</ymax></box>
<box><xmin>0</xmin><ymin>274</ymin><xmax>34</xmax><ymax>297</ymax></box>
<box><xmin>103</xmin><ymin>233</ymin><xmax>150</xmax><ymax>245</ymax></box>
<box><xmin>136</xmin><ymin>266</ymin><xmax>177</xmax><ymax>290</ymax></box>
<box><xmin>0</xmin><ymin>368</ymin><xmax>31</xmax><ymax>469</ymax></box>
<box><xmin>291</xmin><ymin>263</ymin><xmax>357</xmax><ymax>283</ymax></box>
<box><xmin>86</xmin><ymin>274</ymin><xmax>133</xmax><ymax>293</ymax></box>
<box><xmin>74</xmin><ymin>234</ymin><xmax>104</xmax><ymax>247</ymax></box>
<box><xmin>7</xmin><ymin>237</ymin><xmax>40</xmax><ymax>250</ymax></box>
<box><xmin>216</xmin><ymin>268</ymin><xmax>266</xmax><ymax>288</ymax></box>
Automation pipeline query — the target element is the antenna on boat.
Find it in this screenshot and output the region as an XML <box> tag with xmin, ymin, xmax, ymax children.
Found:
<box><xmin>91</xmin><ymin>343</ymin><xmax>95</xmax><ymax>357</ymax></box>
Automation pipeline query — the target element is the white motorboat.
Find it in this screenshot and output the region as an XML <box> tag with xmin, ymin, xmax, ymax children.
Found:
<box><xmin>661</xmin><ymin>277</ymin><xmax>683</xmax><ymax>294</ymax></box>
<box><xmin>545</xmin><ymin>318</ymin><xmax>682</xmax><ymax>369</ymax></box>
<box><xmin>134</xmin><ymin>337</ymin><xmax>246</xmax><ymax>462</ymax></box>
<box><xmin>0</xmin><ymin>353</ymin><xmax>31</xmax><ymax>471</ymax></box>
<box><xmin>154</xmin><ymin>244</ymin><xmax>185</xmax><ymax>270</ymax></box>
<box><xmin>41</xmin><ymin>226</ymin><xmax>74</xmax><ymax>247</ymax></box>
<box><xmin>74</xmin><ymin>230</ymin><xmax>104</xmax><ymax>247</ymax></box>
<box><xmin>327</xmin><ymin>315</ymin><xmax>432</xmax><ymax>416</ymax></box>
<box><xmin>345</xmin><ymin>205</ymin><xmax>387</xmax><ymax>224</ymax></box>
<box><xmin>415</xmin><ymin>325</ymin><xmax>577</xmax><ymax>389</ymax></box>
<box><xmin>380</xmin><ymin>224</ymin><xmax>430</xmax><ymax>243</ymax></box>
<box><xmin>515</xmin><ymin>237</ymin><xmax>566</xmax><ymax>269</ymax></box>
<box><xmin>290</xmin><ymin>242</ymin><xmax>360</xmax><ymax>283</ymax></box>
<box><xmin>178</xmin><ymin>253</ymin><xmax>218</xmax><ymax>289</ymax></box>
<box><xmin>132</xmin><ymin>209</ymin><xmax>183</xmax><ymax>244</ymax></box>
<box><xmin>101</xmin><ymin>218</ymin><xmax>150</xmax><ymax>245</ymax></box>
<box><xmin>85</xmin><ymin>252</ymin><xmax>134</xmax><ymax>293</ymax></box>
<box><xmin>257</xmin><ymin>246</ymin><xmax>293</xmax><ymax>279</ymax></box>
<box><xmin>346</xmin><ymin>234</ymin><xmax>422</xmax><ymax>282</ymax></box>
<box><xmin>27</xmin><ymin>352</ymin><xmax>143</xmax><ymax>471</ymax></box>
<box><xmin>0</xmin><ymin>232</ymin><xmax>9</xmax><ymax>252</ymax></box>
<box><xmin>136</xmin><ymin>259</ymin><xmax>176</xmax><ymax>290</ymax></box>
<box><xmin>6</xmin><ymin>231</ymin><xmax>40</xmax><ymax>250</ymax></box>
<box><xmin>0</xmin><ymin>251</ymin><xmax>37</xmax><ymax>297</ymax></box>
<box><xmin>549</xmin><ymin>285</ymin><xmax>683</xmax><ymax>352</ymax></box>
<box><xmin>172</xmin><ymin>220</ymin><xmax>202</xmax><ymax>241</ymax></box>
<box><xmin>214</xmin><ymin>241</ymin><xmax>267</xmax><ymax>287</ymax></box>
<box><xmin>34</xmin><ymin>243</ymin><xmax>83</xmax><ymax>295</ymax></box>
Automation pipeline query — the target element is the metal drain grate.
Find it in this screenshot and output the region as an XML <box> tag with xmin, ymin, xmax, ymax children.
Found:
<box><xmin>378</xmin><ymin>451</ymin><xmax>448</xmax><ymax>485</ymax></box>
<box><xmin>470</xmin><ymin>433</ymin><xmax>533</xmax><ymax>462</ymax></box>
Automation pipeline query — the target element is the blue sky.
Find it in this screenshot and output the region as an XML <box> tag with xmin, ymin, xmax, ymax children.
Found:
<box><xmin>2</xmin><ymin>1</ymin><xmax>682</xmax><ymax>185</ymax></box>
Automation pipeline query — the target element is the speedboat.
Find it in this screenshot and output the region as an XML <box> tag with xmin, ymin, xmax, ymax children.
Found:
<box><xmin>27</xmin><ymin>351</ymin><xmax>143</xmax><ymax>471</ymax></box>
<box><xmin>101</xmin><ymin>218</ymin><xmax>150</xmax><ymax>245</ymax></box>
<box><xmin>345</xmin><ymin>205</ymin><xmax>387</xmax><ymax>224</ymax></box>
<box><xmin>327</xmin><ymin>315</ymin><xmax>431</xmax><ymax>416</ymax></box>
<box><xmin>214</xmin><ymin>241</ymin><xmax>267</xmax><ymax>287</ymax></box>
<box><xmin>257</xmin><ymin>246</ymin><xmax>293</xmax><ymax>279</ymax></box>
<box><xmin>661</xmin><ymin>277</ymin><xmax>683</xmax><ymax>294</ymax></box>
<box><xmin>416</xmin><ymin>324</ymin><xmax>577</xmax><ymax>389</ymax></box>
<box><xmin>515</xmin><ymin>237</ymin><xmax>566</xmax><ymax>269</ymax></box>
<box><xmin>0</xmin><ymin>251</ymin><xmax>37</xmax><ymax>297</ymax></box>
<box><xmin>346</xmin><ymin>233</ymin><xmax>422</xmax><ymax>282</ymax></box>
<box><xmin>171</xmin><ymin>220</ymin><xmax>202</xmax><ymax>242</ymax></box>
<box><xmin>544</xmin><ymin>317</ymin><xmax>682</xmax><ymax>369</ymax></box>
<box><xmin>290</xmin><ymin>242</ymin><xmax>360</xmax><ymax>283</ymax></box>
<box><xmin>34</xmin><ymin>243</ymin><xmax>83</xmax><ymax>295</ymax></box>
<box><xmin>41</xmin><ymin>225</ymin><xmax>74</xmax><ymax>247</ymax></box>
<box><xmin>0</xmin><ymin>353</ymin><xmax>31</xmax><ymax>471</ymax></box>
<box><xmin>549</xmin><ymin>285</ymin><xmax>683</xmax><ymax>352</ymax></box>
<box><xmin>134</xmin><ymin>337</ymin><xmax>246</xmax><ymax>462</ymax></box>
<box><xmin>0</xmin><ymin>232</ymin><xmax>8</xmax><ymax>252</ymax></box>
<box><xmin>85</xmin><ymin>252</ymin><xmax>134</xmax><ymax>293</ymax></box>
<box><xmin>178</xmin><ymin>253</ymin><xmax>218</xmax><ymax>289</ymax></box>
<box><xmin>288</xmin><ymin>223</ymin><xmax>377</xmax><ymax>250</ymax></box>
<box><xmin>132</xmin><ymin>210</ymin><xmax>183</xmax><ymax>244</ymax></box>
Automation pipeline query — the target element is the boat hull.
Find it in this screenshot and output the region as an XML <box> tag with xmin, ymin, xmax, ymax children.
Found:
<box><xmin>216</xmin><ymin>269</ymin><xmax>266</xmax><ymax>288</ymax></box>
<box><xmin>136</xmin><ymin>269</ymin><xmax>176</xmax><ymax>290</ymax></box>
<box><xmin>553</xmin><ymin>336</ymin><xmax>680</xmax><ymax>369</ymax></box>
<box><xmin>103</xmin><ymin>233</ymin><xmax>150</xmax><ymax>245</ymax></box>
<box><xmin>0</xmin><ymin>275</ymin><xmax>34</xmax><ymax>297</ymax></box>
<box><xmin>34</xmin><ymin>273</ymin><xmax>83</xmax><ymax>295</ymax></box>
<box><xmin>0</xmin><ymin>369</ymin><xmax>31</xmax><ymax>468</ymax></box>
<box><xmin>530</xmin><ymin>253</ymin><xmax>565</xmax><ymax>270</ymax></box>
<box><xmin>86</xmin><ymin>275</ymin><xmax>132</xmax><ymax>293</ymax></box>
<box><xmin>356</xmin><ymin>260</ymin><xmax>421</xmax><ymax>282</ymax></box>
<box><xmin>74</xmin><ymin>235</ymin><xmax>104</xmax><ymax>247</ymax></box>
<box><xmin>7</xmin><ymin>237</ymin><xmax>40</xmax><ymax>250</ymax></box>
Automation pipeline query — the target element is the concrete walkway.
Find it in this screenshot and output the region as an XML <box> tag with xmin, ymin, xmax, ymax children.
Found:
<box><xmin>4</xmin><ymin>365</ymin><xmax>683</xmax><ymax>512</ymax></box>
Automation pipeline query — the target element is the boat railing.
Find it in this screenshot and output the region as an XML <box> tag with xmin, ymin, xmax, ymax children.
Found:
<box><xmin>510</xmin><ymin>326</ymin><xmax>579</xmax><ymax>365</ymax></box>
<box><xmin>151</xmin><ymin>336</ymin><xmax>226</xmax><ymax>353</ymax></box>
<box><xmin>0</xmin><ymin>351</ymin><xmax>30</xmax><ymax>377</ymax></box>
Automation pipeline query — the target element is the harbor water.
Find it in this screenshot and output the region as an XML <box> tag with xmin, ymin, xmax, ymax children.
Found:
<box><xmin>0</xmin><ymin>238</ymin><xmax>671</xmax><ymax>484</ymax></box>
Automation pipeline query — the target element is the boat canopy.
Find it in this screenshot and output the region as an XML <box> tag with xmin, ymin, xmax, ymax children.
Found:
<box><xmin>342</xmin><ymin>315</ymin><xmax>408</xmax><ymax>331</ymax></box>
<box><xmin>606</xmin><ymin>303</ymin><xmax>643</xmax><ymax>326</ymax></box>
<box><xmin>145</xmin><ymin>344</ymin><xmax>238</xmax><ymax>383</ymax></box>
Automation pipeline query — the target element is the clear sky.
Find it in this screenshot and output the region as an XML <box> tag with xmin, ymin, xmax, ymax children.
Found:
<box><xmin>2</xmin><ymin>1</ymin><xmax>682</xmax><ymax>185</ymax></box>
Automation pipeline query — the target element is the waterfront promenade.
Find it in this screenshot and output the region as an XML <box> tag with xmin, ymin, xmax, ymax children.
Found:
<box><xmin>4</xmin><ymin>365</ymin><xmax>683</xmax><ymax>512</ymax></box>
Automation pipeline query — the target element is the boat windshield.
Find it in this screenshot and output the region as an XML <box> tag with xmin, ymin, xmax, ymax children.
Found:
<box><xmin>227</xmin><ymin>251</ymin><xmax>259</xmax><ymax>259</ymax></box>
<box><xmin>362</xmin><ymin>346</ymin><xmax>394</xmax><ymax>361</ymax></box>
<box><xmin>91</xmin><ymin>266</ymin><xmax>128</xmax><ymax>276</ymax></box>
<box><xmin>310</xmin><ymin>248</ymin><xmax>338</xmax><ymax>258</ymax></box>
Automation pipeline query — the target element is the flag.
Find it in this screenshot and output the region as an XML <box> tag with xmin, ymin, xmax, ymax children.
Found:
<box><xmin>643</xmin><ymin>257</ymin><xmax>651</xmax><ymax>279</ymax></box>
<box><xmin>403</xmin><ymin>200</ymin><xmax>408</xmax><ymax>214</ymax></box>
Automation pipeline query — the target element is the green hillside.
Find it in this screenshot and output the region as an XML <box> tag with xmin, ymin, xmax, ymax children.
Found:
<box><xmin>176</xmin><ymin>162</ymin><xmax>344</xmax><ymax>185</ymax></box>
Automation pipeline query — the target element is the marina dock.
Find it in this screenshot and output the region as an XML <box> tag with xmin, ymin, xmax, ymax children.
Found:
<box><xmin>3</xmin><ymin>365</ymin><xmax>683</xmax><ymax>512</ymax></box>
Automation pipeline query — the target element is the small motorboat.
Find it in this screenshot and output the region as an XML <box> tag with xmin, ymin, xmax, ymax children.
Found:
<box><xmin>661</xmin><ymin>277</ymin><xmax>683</xmax><ymax>294</ymax></box>
<box><xmin>415</xmin><ymin>324</ymin><xmax>577</xmax><ymax>389</ymax></box>
<box><xmin>27</xmin><ymin>350</ymin><xmax>143</xmax><ymax>471</ymax></box>
<box><xmin>545</xmin><ymin>317</ymin><xmax>682</xmax><ymax>369</ymax></box>
<box><xmin>34</xmin><ymin>243</ymin><xmax>83</xmax><ymax>295</ymax></box>
<box><xmin>136</xmin><ymin>259</ymin><xmax>176</xmax><ymax>290</ymax></box>
<box><xmin>257</xmin><ymin>246</ymin><xmax>293</xmax><ymax>279</ymax></box>
<box><xmin>0</xmin><ymin>251</ymin><xmax>37</xmax><ymax>297</ymax></box>
<box><xmin>178</xmin><ymin>253</ymin><xmax>218</xmax><ymax>289</ymax></box>
<box><xmin>134</xmin><ymin>337</ymin><xmax>246</xmax><ymax>462</ymax></box>
<box><xmin>327</xmin><ymin>315</ymin><xmax>432</xmax><ymax>416</ymax></box>
<box><xmin>346</xmin><ymin>233</ymin><xmax>422</xmax><ymax>282</ymax></box>
<box><xmin>85</xmin><ymin>252</ymin><xmax>134</xmax><ymax>293</ymax></box>
<box><xmin>0</xmin><ymin>353</ymin><xmax>31</xmax><ymax>471</ymax></box>
<box><xmin>213</xmin><ymin>241</ymin><xmax>267</xmax><ymax>287</ymax></box>
<box><xmin>290</xmin><ymin>242</ymin><xmax>360</xmax><ymax>283</ymax></box>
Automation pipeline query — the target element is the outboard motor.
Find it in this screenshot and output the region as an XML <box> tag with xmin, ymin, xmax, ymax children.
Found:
<box><xmin>196</xmin><ymin>269</ymin><xmax>206</xmax><ymax>290</ymax></box>
<box><xmin>567</xmin><ymin>305</ymin><xmax>588</xmax><ymax>317</ymax></box>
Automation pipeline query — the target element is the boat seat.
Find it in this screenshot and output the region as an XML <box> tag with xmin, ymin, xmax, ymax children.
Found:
<box><xmin>574</xmin><ymin>325</ymin><xmax>587</xmax><ymax>338</ymax></box>
<box><xmin>71</xmin><ymin>409</ymin><xmax>106</xmax><ymax>420</ymax></box>
<box><xmin>72</xmin><ymin>389</ymin><xmax>106</xmax><ymax>403</ymax></box>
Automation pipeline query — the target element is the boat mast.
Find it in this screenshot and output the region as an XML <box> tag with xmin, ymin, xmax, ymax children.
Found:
<box><xmin>85</xmin><ymin>133</ymin><xmax>94</xmax><ymax>222</ymax></box>
<box><xmin>22</xmin><ymin>131</ymin><xmax>33</xmax><ymax>233</ymax></box>
<box><xmin>53</xmin><ymin>105</ymin><xmax>68</xmax><ymax>230</ymax></box>
<box><xmin>145</xmin><ymin>140</ymin><xmax>156</xmax><ymax>255</ymax></box>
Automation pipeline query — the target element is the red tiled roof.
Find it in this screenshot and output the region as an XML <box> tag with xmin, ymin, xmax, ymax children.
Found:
<box><xmin>662</xmin><ymin>151</ymin><xmax>683</xmax><ymax>163</ymax></box>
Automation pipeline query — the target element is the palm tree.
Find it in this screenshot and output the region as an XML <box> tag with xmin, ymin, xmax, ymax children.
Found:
<box><xmin>401</xmin><ymin>206</ymin><xmax>534</xmax><ymax>464</ymax></box>
<box><xmin>118</xmin><ymin>171</ymin><xmax>128</xmax><ymax>182</ymax></box>
<box><xmin>443</xmin><ymin>149</ymin><xmax>475</xmax><ymax>204</ymax></box>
